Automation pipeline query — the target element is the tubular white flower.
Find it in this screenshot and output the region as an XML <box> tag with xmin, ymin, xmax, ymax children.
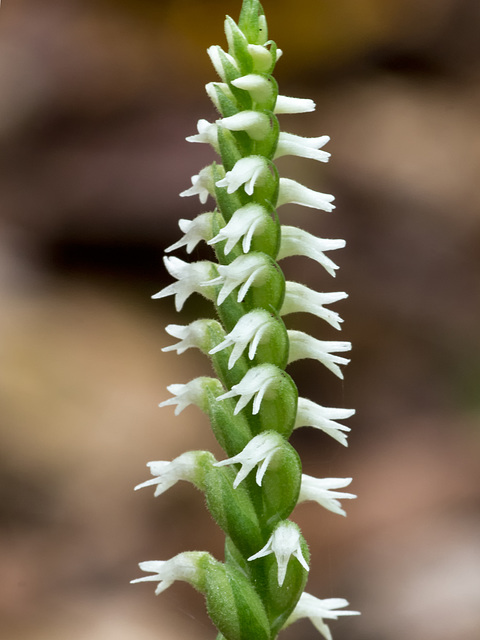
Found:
<box><xmin>186</xmin><ymin>119</ymin><xmax>219</xmax><ymax>152</ymax></box>
<box><xmin>203</xmin><ymin>253</ymin><xmax>269</xmax><ymax>306</ymax></box>
<box><xmin>207</xmin><ymin>45</ymin><xmax>239</xmax><ymax>82</ymax></box>
<box><xmin>208</xmin><ymin>204</ymin><xmax>267</xmax><ymax>254</ymax></box>
<box><xmin>275</xmin><ymin>132</ymin><xmax>330</xmax><ymax>162</ymax></box>
<box><xmin>278</xmin><ymin>177</ymin><xmax>335</xmax><ymax>211</ymax></box>
<box><xmin>215</xmin><ymin>157</ymin><xmax>269</xmax><ymax>196</ymax></box>
<box><xmin>209</xmin><ymin>309</ymin><xmax>273</xmax><ymax>369</ymax></box>
<box><xmin>274</xmin><ymin>95</ymin><xmax>315</xmax><ymax>114</ymax></box>
<box><xmin>247</xmin><ymin>43</ymin><xmax>283</xmax><ymax>72</ymax></box>
<box><xmin>231</xmin><ymin>74</ymin><xmax>275</xmax><ymax>104</ymax></box>
<box><xmin>288</xmin><ymin>329</ymin><xmax>351</xmax><ymax>379</ymax></box>
<box><xmin>281</xmin><ymin>282</ymin><xmax>347</xmax><ymax>329</ymax></box>
<box><xmin>299</xmin><ymin>475</ymin><xmax>356</xmax><ymax>516</ymax></box>
<box><xmin>163</xmin><ymin>319</ymin><xmax>218</xmax><ymax>355</ymax></box>
<box><xmin>165</xmin><ymin>212</ymin><xmax>215</xmax><ymax>254</ymax></box>
<box><xmin>216</xmin><ymin>363</ymin><xmax>281</xmax><ymax>414</ymax></box>
<box><xmin>134</xmin><ymin>451</ymin><xmax>203</xmax><ymax>497</ymax></box>
<box><xmin>277</xmin><ymin>227</ymin><xmax>344</xmax><ymax>277</ymax></box>
<box><xmin>217</xmin><ymin>111</ymin><xmax>271</xmax><ymax>141</ymax></box>
<box><xmin>152</xmin><ymin>256</ymin><xmax>214</xmax><ymax>312</ymax></box>
<box><xmin>179</xmin><ymin>166</ymin><xmax>215</xmax><ymax>204</ymax></box>
<box><xmin>158</xmin><ymin>378</ymin><xmax>211</xmax><ymax>415</ymax></box>
<box><xmin>284</xmin><ymin>592</ymin><xmax>360</xmax><ymax>640</ymax></box>
<box><xmin>131</xmin><ymin>552</ymin><xmax>203</xmax><ymax>596</ymax></box>
<box><xmin>248</xmin><ymin>521</ymin><xmax>309</xmax><ymax>587</ymax></box>
<box><xmin>294</xmin><ymin>397</ymin><xmax>355</xmax><ymax>446</ymax></box>
<box><xmin>214</xmin><ymin>431</ymin><xmax>283</xmax><ymax>488</ymax></box>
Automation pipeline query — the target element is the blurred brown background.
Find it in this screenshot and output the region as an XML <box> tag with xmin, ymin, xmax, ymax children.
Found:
<box><xmin>1</xmin><ymin>0</ymin><xmax>480</xmax><ymax>639</ymax></box>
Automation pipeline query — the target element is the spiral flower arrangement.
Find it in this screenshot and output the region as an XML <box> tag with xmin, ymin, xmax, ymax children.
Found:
<box><xmin>132</xmin><ymin>2</ymin><xmax>359</xmax><ymax>638</ymax></box>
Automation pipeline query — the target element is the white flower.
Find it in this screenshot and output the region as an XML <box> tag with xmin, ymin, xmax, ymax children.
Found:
<box><xmin>162</xmin><ymin>319</ymin><xmax>218</xmax><ymax>355</ymax></box>
<box><xmin>209</xmin><ymin>309</ymin><xmax>273</xmax><ymax>369</ymax></box>
<box><xmin>231</xmin><ymin>74</ymin><xmax>275</xmax><ymax>104</ymax></box>
<box><xmin>247</xmin><ymin>43</ymin><xmax>283</xmax><ymax>73</ymax></box>
<box><xmin>179</xmin><ymin>166</ymin><xmax>215</xmax><ymax>204</ymax></box>
<box><xmin>134</xmin><ymin>451</ymin><xmax>203</xmax><ymax>497</ymax></box>
<box><xmin>207</xmin><ymin>45</ymin><xmax>239</xmax><ymax>82</ymax></box>
<box><xmin>274</xmin><ymin>95</ymin><xmax>315</xmax><ymax>114</ymax></box>
<box><xmin>275</xmin><ymin>132</ymin><xmax>330</xmax><ymax>162</ymax></box>
<box><xmin>299</xmin><ymin>475</ymin><xmax>356</xmax><ymax>516</ymax></box>
<box><xmin>185</xmin><ymin>119</ymin><xmax>219</xmax><ymax>151</ymax></box>
<box><xmin>278</xmin><ymin>177</ymin><xmax>335</xmax><ymax>212</ymax></box>
<box><xmin>294</xmin><ymin>398</ymin><xmax>355</xmax><ymax>446</ymax></box>
<box><xmin>215</xmin><ymin>157</ymin><xmax>269</xmax><ymax>196</ymax></box>
<box><xmin>165</xmin><ymin>212</ymin><xmax>215</xmax><ymax>254</ymax></box>
<box><xmin>152</xmin><ymin>256</ymin><xmax>214</xmax><ymax>312</ymax></box>
<box><xmin>203</xmin><ymin>253</ymin><xmax>269</xmax><ymax>306</ymax></box>
<box><xmin>131</xmin><ymin>552</ymin><xmax>203</xmax><ymax>596</ymax></box>
<box><xmin>217</xmin><ymin>111</ymin><xmax>271</xmax><ymax>141</ymax></box>
<box><xmin>248</xmin><ymin>521</ymin><xmax>309</xmax><ymax>586</ymax></box>
<box><xmin>158</xmin><ymin>378</ymin><xmax>213</xmax><ymax>415</ymax></box>
<box><xmin>208</xmin><ymin>204</ymin><xmax>267</xmax><ymax>254</ymax></box>
<box><xmin>214</xmin><ymin>431</ymin><xmax>283</xmax><ymax>488</ymax></box>
<box><xmin>284</xmin><ymin>592</ymin><xmax>360</xmax><ymax>640</ymax></box>
<box><xmin>216</xmin><ymin>363</ymin><xmax>281</xmax><ymax>414</ymax></box>
<box><xmin>277</xmin><ymin>227</ymin><xmax>344</xmax><ymax>277</ymax></box>
<box><xmin>281</xmin><ymin>282</ymin><xmax>347</xmax><ymax>330</ymax></box>
<box><xmin>205</xmin><ymin>81</ymin><xmax>235</xmax><ymax>112</ymax></box>
<box><xmin>287</xmin><ymin>329</ymin><xmax>351</xmax><ymax>379</ymax></box>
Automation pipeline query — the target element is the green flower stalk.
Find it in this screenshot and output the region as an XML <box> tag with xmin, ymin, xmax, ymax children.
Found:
<box><xmin>132</xmin><ymin>2</ymin><xmax>359</xmax><ymax>638</ymax></box>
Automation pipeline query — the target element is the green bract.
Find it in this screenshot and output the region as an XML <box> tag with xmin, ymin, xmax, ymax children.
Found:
<box><xmin>132</xmin><ymin>1</ymin><xmax>359</xmax><ymax>639</ymax></box>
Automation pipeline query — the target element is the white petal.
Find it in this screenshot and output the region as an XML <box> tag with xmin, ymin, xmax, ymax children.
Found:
<box><xmin>284</xmin><ymin>592</ymin><xmax>360</xmax><ymax>639</ymax></box>
<box><xmin>179</xmin><ymin>166</ymin><xmax>215</xmax><ymax>204</ymax></box>
<box><xmin>231</xmin><ymin>74</ymin><xmax>274</xmax><ymax>103</ymax></box>
<box><xmin>216</xmin><ymin>364</ymin><xmax>281</xmax><ymax>415</ymax></box>
<box><xmin>215</xmin><ymin>157</ymin><xmax>268</xmax><ymax>196</ymax></box>
<box><xmin>205</xmin><ymin>81</ymin><xmax>235</xmax><ymax>112</ymax></box>
<box><xmin>278</xmin><ymin>177</ymin><xmax>335</xmax><ymax>211</ymax></box>
<box><xmin>131</xmin><ymin>553</ymin><xmax>202</xmax><ymax>596</ymax></box>
<box><xmin>203</xmin><ymin>253</ymin><xmax>269</xmax><ymax>306</ymax></box>
<box><xmin>162</xmin><ymin>319</ymin><xmax>219</xmax><ymax>355</ymax></box>
<box><xmin>247</xmin><ymin>43</ymin><xmax>274</xmax><ymax>72</ymax></box>
<box><xmin>217</xmin><ymin>111</ymin><xmax>271</xmax><ymax>141</ymax></box>
<box><xmin>207</xmin><ymin>45</ymin><xmax>239</xmax><ymax>82</ymax></box>
<box><xmin>281</xmin><ymin>282</ymin><xmax>347</xmax><ymax>329</ymax></box>
<box><xmin>134</xmin><ymin>451</ymin><xmax>202</xmax><ymax>497</ymax></box>
<box><xmin>214</xmin><ymin>431</ymin><xmax>283</xmax><ymax>489</ymax></box>
<box><xmin>278</xmin><ymin>227</ymin><xmax>344</xmax><ymax>277</ymax></box>
<box><xmin>274</xmin><ymin>95</ymin><xmax>316</xmax><ymax>114</ymax></box>
<box><xmin>295</xmin><ymin>397</ymin><xmax>355</xmax><ymax>446</ymax></box>
<box><xmin>288</xmin><ymin>329</ymin><xmax>351</xmax><ymax>379</ymax></box>
<box><xmin>275</xmin><ymin>132</ymin><xmax>330</xmax><ymax>162</ymax></box>
<box><xmin>165</xmin><ymin>212</ymin><xmax>215</xmax><ymax>254</ymax></box>
<box><xmin>158</xmin><ymin>378</ymin><xmax>212</xmax><ymax>415</ymax></box>
<box><xmin>152</xmin><ymin>257</ymin><xmax>214</xmax><ymax>312</ymax></box>
<box><xmin>299</xmin><ymin>475</ymin><xmax>356</xmax><ymax>516</ymax></box>
<box><xmin>186</xmin><ymin>119</ymin><xmax>219</xmax><ymax>151</ymax></box>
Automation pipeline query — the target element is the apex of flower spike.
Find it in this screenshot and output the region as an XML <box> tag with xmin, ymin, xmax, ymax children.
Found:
<box><xmin>294</xmin><ymin>397</ymin><xmax>355</xmax><ymax>446</ymax></box>
<box><xmin>214</xmin><ymin>431</ymin><xmax>284</xmax><ymax>488</ymax></box>
<box><xmin>248</xmin><ymin>520</ymin><xmax>309</xmax><ymax>586</ymax></box>
<box><xmin>208</xmin><ymin>204</ymin><xmax>268</xmax><ymax>255</ymax></box>
<box><xmin>209</xmin><ymin>309</ymin><xmax>273</xmax><ymax>369</ymax></box>
<box><xmin>152</xmin><ymin>257</ymin><xmax>215</xmax><ymax>312</ymax></box>
<box><xmin>159</xmin><ymin>377</ymin><xmax>221</xmax><ymax>415</ymax></box>
<box><xmin>284</xmin><ymin>592</ymin><xmax>360</xmax><ymax>640</ymax></box>
<box><xmin>134</xmin><ymin>451</ymin><xmax>212</xmax><ymax>497</ymax></box>
<box><xmin>215</xmin><ymin>157</ymin><xmax>269</xmax><ymax>196</ymax></box>
<box><xmin>131</xmin><ymin>552</ymin><xmax>207</xmax><ymax>595</ymax></box>
<box><xmin>278</xmin><ymin>177</ymin><xmax>335</xmax><ymax>212</ymax></box>
<box><xmin>180</xmin><ymin>166</ymin><xmax>215</xmax><ymax>204</ymax></box>
<box><xmin>217</xmin><ymin>111</ymin><xmax>271</xmax><ymax>141</ymax></box>
<box><xmin>287</xmin><ymin>330</ymin><xmax>351</xmax><ymax>379</ymax></box>
<box><xmin>216</xmin><ymin>363</ymin><xmax>282</xmax><ymax>414</ymax></box>
<box><xmin>299</xmin><ymin>475</ymin><xmax>356</xmax><ymax>516</ymax></box>
<box><xmin>165</xmin><ymin>212</ymin><xmax>215</xmax><ymax>254</ymax></box>
<box><xmin>203</xmin><ymin>253</ymin><xmax>269</xmax><ymax>306</ymax></box>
